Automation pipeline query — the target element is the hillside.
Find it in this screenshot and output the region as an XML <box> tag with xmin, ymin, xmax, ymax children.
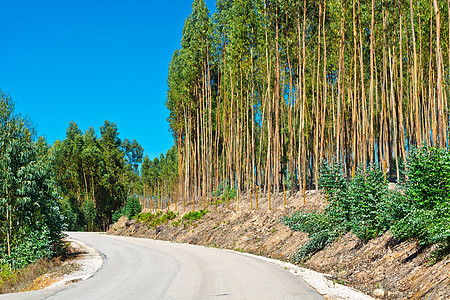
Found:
<box><xmin>108</xmin><ymin>191</ymin><xmax>450</xmax><ymax>299</ymax></box>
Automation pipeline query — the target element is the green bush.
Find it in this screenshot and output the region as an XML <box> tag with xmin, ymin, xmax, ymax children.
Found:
<box><xmin>283</xmin><ymin>160</ymin><xmax>409</xmax><ymax>262</ymax></box>
<box><xmin>123</xmin><ymin>196</ymin><xmax>142</xmax><ymax>220</ymax></box>
<box><xmin>183</xmin><ymin>210</ymin><xmax>210</xmax><ymax>221</ymax></box>
<box><xmin>112</xmin><ymin>196</ymin><xmax>143</xmax><ymax>223</ymax></box>
<box><xmin>282</xmin><ymin>212</ymin><xmax>337</xmax><ymax>263</ymax></box>
<box><xmin>404</xmin><ymin>147</ymin><xmax>450</xmax><ymax>210</ymax></box>
<box><xmin>391</xmin><ymin>146</ymin><xmax>450</xmax><ymax>262</ymax></box>
<box><xmin>281</xmin><ymin>211</ymin><xmax>332</xmax><ymax>235</ymax></box>
<box><xmin>284</xmin><ymin>147</ymin><xmax>450</xmax><ymax>264</ymax></box>
<box><xmin>8</xmin><ymin>226</ymin><xmax>53</xmax><ymax>270</ymax></box>
<box><xmin>347</xmin><ymin>165</ymin><xmax>397</xmax><ymax>240</ymax></box>
<box><xmin>60</xmin><ymin>198</ymin><xmax>79</xmax><ymax>231</ymax></box>
<box><xmin>136</xmin><ymin>211</ymin><xmax>178</xmax><ymax>229</ymax></box>
<box><xmin>212</xmin><ymin>181</ymin><xmax>237</xmax><ymax>201</ymax></box>
<box><xmin>111</xmin><ymin>210</ymin><xmax>123</xmax><ymax>224</ymax></box>
<box><xmin>319</xmin><ymin>161</ymin><xmax>405</xmax><ymax>240</ymax></box>
<box><xmin>291</xmin><ymin>230</ymin><xmax>338</xmax><ymax>263</ymax></box>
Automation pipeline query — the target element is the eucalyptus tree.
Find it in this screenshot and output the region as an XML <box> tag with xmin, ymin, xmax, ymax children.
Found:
<box><xmin>53</xmin><ymin>120</ymin><xmax>143</xmax><ymax>231</ymax></box>
<box><xmin>0</xmin><ymin>92</ymin><xmax>64</xmax><ymax>270</ymax></box>
<box><xmin>163</xmin><ymin>0</ymin><xmax>450</xmax><ymax>209</ymax></box>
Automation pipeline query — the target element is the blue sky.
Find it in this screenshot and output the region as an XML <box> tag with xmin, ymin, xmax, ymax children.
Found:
<box><xmin>0</xmin><ymin>0</ymin><xmax>216</xmax><ymax>159</ymax></box>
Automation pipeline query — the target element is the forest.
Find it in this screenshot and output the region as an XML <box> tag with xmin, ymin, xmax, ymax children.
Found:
<box><xmin>0</xmin><ymin>88</ymin><xmax>181</xmax><ymax>273</ymax></box>
<box><xmin>0</xmin><ymin>91</ymin><xmax>155</xmax><ymax>271</ymax></box>
<box><xmin>166</xmin><ymin>0</ymin><xmax>450</xmax><ymax>206</ymax></box>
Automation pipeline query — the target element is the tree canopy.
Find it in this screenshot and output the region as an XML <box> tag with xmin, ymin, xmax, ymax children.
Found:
<box><xmin>53</xmin><ymin>121</ymin><xmax>144</xmax><ymax>231</ymax></box>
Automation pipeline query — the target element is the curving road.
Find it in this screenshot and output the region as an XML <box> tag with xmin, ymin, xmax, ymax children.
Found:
<box><xmin>3</xmin><ymin>232</ymin><xmax>322</xmax><ymax>299</ymax></box>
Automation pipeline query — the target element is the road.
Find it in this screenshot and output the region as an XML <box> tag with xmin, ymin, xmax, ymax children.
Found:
<box><xmin>2</xmin><ymin>232</ymin><xmax>322</xmax><ymax>299</ymax></box>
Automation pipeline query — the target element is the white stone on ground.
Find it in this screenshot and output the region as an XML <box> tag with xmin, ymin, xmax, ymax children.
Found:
<box><xmin>48</xmin><ymin>236</ymin><xmax>103</xmax><ymax>288</ymax></box>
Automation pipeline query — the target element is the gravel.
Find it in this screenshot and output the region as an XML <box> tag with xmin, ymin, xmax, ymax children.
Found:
<box><xmin>48</xmin><ymin>235</ymin><xmax>103</xmax><ymax>288</ymax></box>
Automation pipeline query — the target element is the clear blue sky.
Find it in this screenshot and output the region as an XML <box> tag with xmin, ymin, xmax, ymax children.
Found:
<box><xmin>0</xmin><ymin>0</ymin><xmax>216</xmax><ymax>159</ymax></box>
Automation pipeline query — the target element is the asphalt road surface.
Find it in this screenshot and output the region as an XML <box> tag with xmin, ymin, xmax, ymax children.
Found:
<box><xmin>3</xmin><ymin>232</ymin><xmax>323</xmax><ymax>299</ymax></box>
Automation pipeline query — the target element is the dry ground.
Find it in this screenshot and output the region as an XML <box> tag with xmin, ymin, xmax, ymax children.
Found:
<box><xmin>0</xmin><ymin>238</ymin><xmax>82</xmax><ymax>294</ymax></box>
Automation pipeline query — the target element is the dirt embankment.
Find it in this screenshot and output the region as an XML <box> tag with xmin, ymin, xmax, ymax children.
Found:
<box><xmin>108</xmin><ymin>191</ymin><xmax>450</xmax><ymax>299</ymax></box>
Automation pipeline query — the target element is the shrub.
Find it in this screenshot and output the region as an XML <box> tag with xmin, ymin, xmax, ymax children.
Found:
<box><xmin>284</xmin><ymin>147</ymin><xmax>450</xmax><ymax>264</ymax></box>
<box><xmin>318</xmin><ymin>160</ymin><xmax>351</xmax><ymax>231</ymax></box>
<box><xmin>111</xmin><ymin>196</ymin><xmax>142</xmax><ymax>225</ymax></box>
<box><xmin>347</xmin><ymin>165</ymin><xmax>394</xmax><ymax>240</ymax></box>
<box><xmin>319</xmin><ymin>162</ymin><xmax>405</xmax><ymax>240</ymax></box>
<box><xmin>136</xmin><ymin>211</ymin><xmax>178</xmax><ymax>229</ymax></box>
<box><xmin>123</xmin><ymin>196</ymin><xmax>142</xmax><ymax>220</ymax></box>
<box><xmin>283</xmin><ymin>160</ymin><xmax>410</xmax><ymax>262</ymax></box>
<box><xmin>281</xmin><ymin>211</ymin><xmax>332</xmax><ymax>235</ymax></box>
<box><xmin>183</xmin><ymin>210</ymin><xmax>210</xmax><ymax>221</ymax></box>
<box><xmin>291</xmin><ymin>230</ymin><xmax>338</xmax><ymax>263</ymax></box>
<box><xmin>391</xmin><ymin>147</ymin><xmax>450</xmax><ymax>262</ymax></box>
<box><xmin>60</xmin><ymin>198</ymin><xmax>79</xmax><ymax>231</ymax></box>
<box><xmin>405</xmin><ymin>147</ymin><xmax>450</xmax><ymax>210</ymax></box>
<box><xmin>212</xmin><ymin>181</ymin><xmax>237</xmax><ymax>201</ymax></box>
<box><xmin>1</xmin><ymin>224</ymin><xmax>53</xmax><ymax>271</ymax></box>
<box><xmin>282</xmin><ymin>212</ymin><xmax>337</xmax><ymax>262</ymax></box>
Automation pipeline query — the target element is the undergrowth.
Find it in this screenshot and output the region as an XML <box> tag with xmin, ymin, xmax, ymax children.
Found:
<box><xmin>0</xmin><ymin>241</ymin><xmax>78</xmax><ymax>294</ymax></box>
<box><xmin>212</xmin><ymin>181</ymin><xmax>237</xmax><ymax>202</ymax></box>
<box><xmin>0</xmin><ymin>259</ymin><xmax>63</xmax><ymax>294</ymax></box>
<box><xmin>112</xmin><ymin>195</ymin><xmax>143</xmax><ymax>224</ymax></box>
<box><xmin>178</xmin><ymin>210</ymin><xmax>210</xmax><ymax>228</ymax></box>
<box><xmin>136</xmin><ymin>210</ymin><xmax>210</xmax><ymax>230</ymax></box>
<box><xmin>283</xmin><ymin>146</ymin><xmax>450</xmax><ymax>264</ymax></box>
<box><xmin>137</xmin><ymin>211</ymin><xmax>178</xmax><ymax>229</ymax></box>
<box><xmin>391</xmin><ymin>147</ymin><xmax>450</xmax><ymax>263</ymax></box>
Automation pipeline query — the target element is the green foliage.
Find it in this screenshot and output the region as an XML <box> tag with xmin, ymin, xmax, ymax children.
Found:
<box><xmin>347</xmin><ymin>166</ymin><xmax>395</xmax><ymax>240</ymax></box>
<box><xmin>7</xmin><ymin>226</ymin><xmax>53</xmax><ymax>270</ymax></box>
<box><xmin>285</xmin><ymin>147</ymin><xmax>450</xmax><ymax>264</ymax></box>
<box><xmin>122</xmin><ymin>196</ymin><xmax>142</xmax><ymax>220</ymax></box>
<box><xmin>112</xmin><ymin>196</ymin><xmax>143</xmax><ymax>223</ymax></box>
<box><xmin>283</xmin><ymin>160</ymin><xmax>409</xmax><ymax>262</ymax></box>
<box><xmin>136</xmin><ymin>211</ymin><xmax>178</xmax><ymax>229</ymax></box>
<box><xmin>0</xmin><ymin>92</ymin><xmax>64</xmax><ymax>270</ymax></box>
<box><xmin>212</xmin><ymin>181</ymin><xmax>237</xmax><ymax>201</ymax></box>
<box><xmin>404</xmin><ymin>147</ymin><xmax>450</xmax><ymax>211</ymax></box>
<box><xmin>282</xmin><ymin>211</ymin><xmax>337</xmax><ymax>262</ymax></box>
<box><xmin>53</xmin><ymin>120</ymin><xmax>144</xmax><ymax>231</ymax></box>
<box><xmin>183</xmin><ymin>210</ymin><xmax>210</xmax><ymax>221</ymax></box>
<box><xmin>60</xmin><ymin>198</ymin><xmax>79</xmax><ymax>231</ymax></box>
<box><xmin>318</xmin><ymin>160</ymin><xmax>351</xmax><ymax>231</ymax></box>
<box><xmin>179</xmin><ymin>210</ymin><xmax>210</xmax><ymax>228</ymax></box>
<box><xmin>82</xmin><ymin>198</ymin><xmax>96</xmax><ymax>232</ymax></box>
<box><xmin>391</xmin><ymin>147</ymin><xmax>450</xmax><ymax>262</ymax></box>
<box><xmin>291</xmin><ymin>230</ymin><xmax>338</xmax><ymax>263</ymax></box>
<box><xmin>111</xmin><ymin>210</ymin><xmax>123</xmax><ymax>224</ymax></box>
<box><xmin>320</xmin><ymin>162</ymin><xmax>407</xmax><ymax>240</ymax></box>
<box><xmin>281</xmin><ymin>211</ymin><xmax>332</xmax><ymax>235</ymax></box>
